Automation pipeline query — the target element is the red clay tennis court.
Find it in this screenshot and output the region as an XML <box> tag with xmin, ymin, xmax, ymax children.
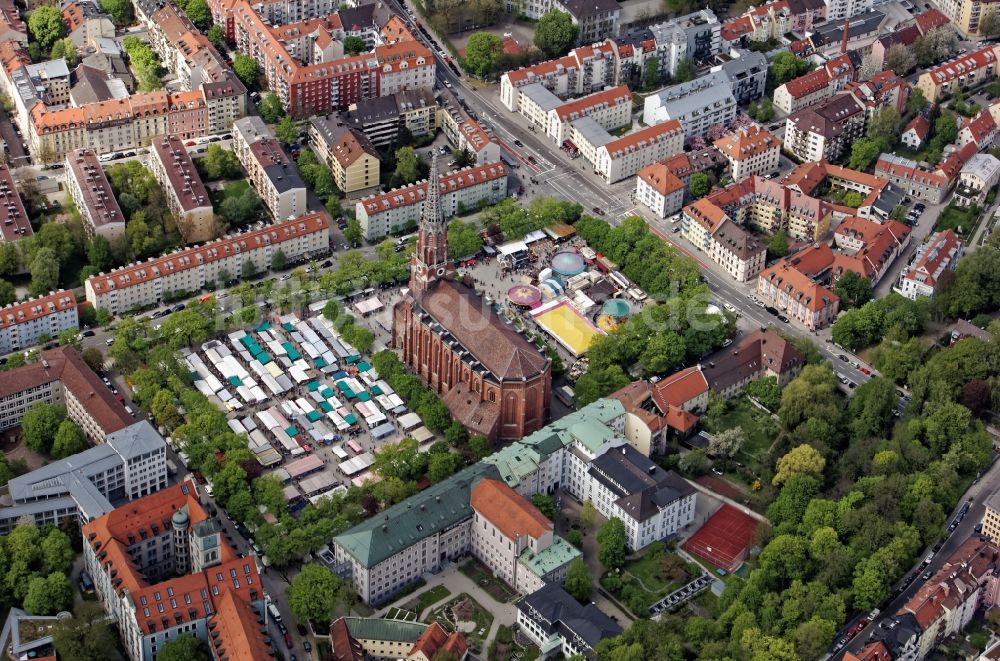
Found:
<box><xmin>682</xmin><ymin>504</ymin><xmax>759</xmax><ymax>573</ymax></box>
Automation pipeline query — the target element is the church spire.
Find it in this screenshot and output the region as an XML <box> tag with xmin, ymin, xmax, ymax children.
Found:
<box><xmin>409</xmin><ymin>154</ymin><xmax>452</xmax><ymax>294</ymax></box>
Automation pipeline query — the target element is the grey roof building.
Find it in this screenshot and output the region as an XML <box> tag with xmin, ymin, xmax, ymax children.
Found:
<box><xmin>588</xmin><ymin>444</ymin><xmax>695</xmax><ymax>524</ymax></box>
<box><xmin>714</xmin><ymin>48</ymin><xmax>768</xmax><ymax>105</ymax></box>
<box><xmin>642</xmin><ymin>70</ymin><xmax>737</xmax><ymax>138</ymax></box>
<box><xmin>0</xmin><ymin>420</ymin><xmax>167</xmax><ymax>534</ymax></box>
<box><xmin>517</xmin><ymin>583</ymin><xmax>622</xmax><ymax>658</ymax></box>
<box><xmin>552</xmin><ymin>0</ymin><xmax>622</xmax><ymax>45</ymax></box>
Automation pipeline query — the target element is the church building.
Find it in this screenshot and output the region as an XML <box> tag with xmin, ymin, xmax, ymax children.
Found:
<box><xmin>392</xmin><ymin>157</ymin><xmax>552</xmax><ymax>441</ymax></box>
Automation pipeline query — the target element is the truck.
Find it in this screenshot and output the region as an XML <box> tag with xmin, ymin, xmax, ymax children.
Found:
<box><xmin>268</xmin><ymin>603</ymin><xmax>282</xmax><ymax>622</ymax></box>
<box><xmin>555</xmin><ymin>385</ymin><xmax>575</xmax><ymax>407</ymax></box>
<box><xmin>165</xmin><ymin>459</ymin><xmax>178</xmax><ymax>475</ymax></box>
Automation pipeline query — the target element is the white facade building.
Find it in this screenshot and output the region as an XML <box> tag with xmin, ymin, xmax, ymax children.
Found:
<box><xmin>0</xmin><ymin>290</ymin><xmax>78</xmax><ymax>355</ymax></box>
<box><xmin>642</xmin><ymin>70</ymin><xmax>736</xmax><ymax>139</ymax></box>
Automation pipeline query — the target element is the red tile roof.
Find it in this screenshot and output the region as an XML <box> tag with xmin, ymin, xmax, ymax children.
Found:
<box><xmin>759</xmin><ymin>259</ymin><xmax>840</xmax><ymax>312</ymax></box>
<box><xmin>905</xmin><ymin>229</ymin><xmax>963</xmax><ymax>287</ymax></box>
<box><xmin>925</xmin><ymin>46</ymin><xmax>999</xmax><ymax>85</ymax></box>
<box><xmin>684</xmin><ymin>198</ymin><xmax>728</xmax><ymax>234</ymax></box>
<box><xmin>904</xmin><ymin>114</ymin><xmax>930</xmax><ymax>140</ymax></box>
<box><xmin>782</xmin><ymin>68</ymin><xmax>830</xmax><ymax>99</ymax></box>
<box><xmin>603</xmin><ymin>120</ymin><xmax>683</xmax><ymax>160</ymax></box>
<box><xmin>470</xmin><ymin>479</ymin><xmax>551</xmax><ymax>541</ymax></box>
<box><xmin>651</xmin><ymin>366</ymin><xmax>708</xmax><ymax>410</ymax></box>
<box><xmin>0</xmin><ymin>290</ymin><xmax>77</xmax><ymax>332</ymax></box>
<box><xmin>914</xmin><ymin>8</ymin><xmax>950</xmax><ymax>34</ymax></box>
<box><xmin>409</xmin><ymin>622</ymin><xmax>469</xmax><ymax>660</ymax></box>
<box><xmin>554</xmin><ymin>85</ymin><xmax>630</xmax><ymax>122</ymax></box>
<box><xmin>637</xmin><ymin>162</ymin><xmax>684</xmax><ymax>196</ymax></box>
<box><xmin>361</xmin><ymin>162</ymin><xmax>507</xmax><ymax>215</ymax></box>
<box><xmin>714</xmin><ymin>125</ymin><xmax>780</xmax><ymax>162</ymax></box>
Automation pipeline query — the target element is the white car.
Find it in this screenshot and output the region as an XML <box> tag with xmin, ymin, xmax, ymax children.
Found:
<box><xmin>723</xmin><ymin>303</ymin><xmax>736</xmax><ymax>313</ymax></box>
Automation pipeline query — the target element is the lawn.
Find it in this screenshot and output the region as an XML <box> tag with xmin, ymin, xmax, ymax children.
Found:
<box><xmin>458</xmin><ymin>559</ymin><xmax>516</xmax><ymax>603</ymax></box>
<box><xmin>429</xmin><ymin>593</ymin><xmax>494</xmax><ymax>653</ymax></box>
<box><xmin>935</xmin><ymin>203</ymin><xmax>983</xmax><ymax>237</ymax></box>
<box><xmin>209</xmin><ymin>179</ymin><xmax>251</xmax><ymax>211</ymax></box>
<box><xmin>702</xmin><ymin>398</ymin><xmax>779</xmax><ymax>472</ymax></box>
<box><xmin>601</xmin><ymin>543</ymin><xmax>697</xmax><ymax>615</ymax></box>
<box><xmin>401</xmin><ymin>584</ymin><xmax>452</xmax><ymax>616</ymax></box>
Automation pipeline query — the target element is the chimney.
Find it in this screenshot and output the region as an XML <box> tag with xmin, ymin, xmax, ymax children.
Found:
<box><xmin>841</xmin><ymin>20</ymin><xmax>849</xmax><ymax>55</ymax></box>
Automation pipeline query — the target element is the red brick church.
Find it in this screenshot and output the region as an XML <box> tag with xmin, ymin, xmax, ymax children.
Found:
<box><xmin>392</xmin><ymin>157</ymin><xmax>551</xmax><ymax>441</ymax></box>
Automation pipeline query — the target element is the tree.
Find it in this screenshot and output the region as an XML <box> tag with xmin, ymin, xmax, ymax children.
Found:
<box><xmin>573</xmin><ymin>365</ymin><xmax>630</xmax><ymax>407</ymax></box>
<box><xmin>769</xmin><ymin>52</ymin><xmax>811</xmax><ymax>88</ymax></box>
<box><xmin>202</xmin><ymin>145</ymin><xmax>240</xmax><ymax>179</ymax></box>
<box><xmin>848</xmin><ymin>137</ymin><xmax>885</xmax><ymax>171</ymax></box>
<box><xmin>271</xmin><ymin>248</ymin><xmax>287</xmax><ymax>271</ymax></box>
<box><xmin>773</xmin><ymin>444</ymin><xmax>826</xmax><ymax>485</ymax></box>
<box><xmin>233</xmin><ymin>53</ymin><xmax>260</xmax><ymax>91</ymax></box>
<box><xmin>393</xmin><ymin>146</ymin><xmax>422</xmax><ymax>186</ymax></box>
<box><xmin>679</xmin><ymin>448</ymin><xmax>710</xmax><ymax>474</ymax></box>
<box><xmin>0</xmin><ymin>278</ymin><xmax>15</xmax><ymax>306</ymax></box>
<box><xmin>42</xmin><ymin>528</ymin><xmax>76</xmax><ymax>575</ymax></box>
<box><xmin>184</xmin><ymin>0</ymin><xmax>211</xmax><ymax>29</ymax></box>
<box><xmin>534</xmin><ymin>10</ymin><xmax>579</xmax><ymax>58</ymax></box>
<box><xmin>373</xmin><ymin>437</ymin><xmax>427</xmax><ymax>481</ymax></box>
<box><xmin>750</xmin><ymin>98</ymin><xmax>775</xmax><ymax>122</ymax></box>
<box><xmin>767</xmin><ymin>229</ymin><xmax>789</xmax><ymax>260</ymax></box>
<box><xmin>673</xmin><ymin>58</ymin><xmax>697</xmax><ymax>83</ymax></box>
<box><xmin>868</xmin><ymin>107</ymin><xmax>902</xmax><ymax>144</ymax></box>
<box><xmin>469</xmin><ymin>435</ymin><xmax>491</xmax><ymax>460</ymax></box>
<box><xmin>907</xmin><ymin>87</ymin><xmax>928</xmax><ymax>118</ymax></box>
<box><xmin>531</xmin><ymin>494</ymin><xmax>555</xmax><ymax>519</ymax></box>
<box><xmin>50</xmin><ymin>38</ymin><xmax>78</xmax><ymax>66</ymax></box>
<box><xmin>220</xmin><ymin>188</ymin><xmax>263</xmax><ymax>228</ymax></box>
<box><xmin>746</xmin><ymin>376</ymin><xmax>781</xmax><ymax>410</ymax></box>
<box><xmin>258</xmin><ymin>92</ymin><xmax>284</xmax><ymax>123</ymax></box>
<box><xmin>23</xmin><ymin>572</ymin><xmax>73</xmax><ymax>615</ymax></box>
<box><xmin>52</xmin><ymin>421</ymin><xmax>86</xmax><ymax>459</ymax></box>
<box><xmin>288</xmin><ymin>563</ymin><xmax>348</xmax><ymax>625</ymax></box>
<box><xmin>463</xmin><ymin>32</ymin><xmax>503</xmax><ymax>77</ymax></box>
<box><xmin>100</xmin><ymin>0</ymin><xmax>133</xmax><ymax>25</ymax></box>
<box><xmin>834</xmin><ymin>271</ymin><xmax>873</xmax><ymax>309</ymax></box>
<box><xmin>427</xmin><ymin>451</ymin><xmax>463</xmax><ymax>483</ymax></box>
<box><xmin>206</xmin><ymin>24</ymin><xmax>226</xmax><ymax>50</ymax></box>
<box><xmin>580</xmin><ymin>500</ymin><xmax>597</xmax><ymax>531</ymax></box>
<box><xmin>52</xmin><ymin>604</ymin><xmax>119</xmax><ymax>661</ymax></box>
<box><xmin>22</xmin><ymin>401</ymin><xmax>64</xmax><ymax>454</ymax></box>
<box><xmin>275</xmin><ymin>115</ymin><xmax>298</xmax><ymax>145</ymax></box>
<box><xmin>980</xmin><ymin>10</ymin><xmax>1000</xmax><ymax>35</ymax></box>
<box><xmin>344</xmin><ymin>218</ymin><xmax>363</xmax><ymax>246</ymax></box>
<box><xmin>447</xmin><ymin>219</ymin><xmax>482</xmax><ymax>259</ymax></box>
<box><xmin>708</xmin><ymin>426</ymin><xmax>745</xmax><ymax>464</ymax></box>
<box><xmin>156</xmin><ymin>634</ymin><xmax>210</xmax><ymax>661</ymax></box>
<box><xmin>597</xmin><ymin>518</ymin><xmax>627</xmax><ymax>569</ymax></box>
<box><xmin>343</xmin><ymin>35</ymin><xmax>366</xmax><ymax>55</ymax></box>
<box><xmin>690</xmin><ymin>172</ymin><xmax>710</xmax><ymax>198</ymax></box>
<box><xmin>643</xmin><ymin>56</ymin><xmax>660</xmax><ymax>91</ymax></box>
<box><xmin>122</xmin><ymin>37</ymin><xmax>164</xmax><ymax>92</ymax></box>
<box><xmin>564</xmin><ymin>558</ymin><xmax>592</xmax><ymax>602</ymax></box>
<box><xmin>29</xmin><ymin>247</ymin><xmax>60</xmax><ymax>297</ymax></box>
<box><xmin>87</xmin><ymin>235</ymin><xmax>112</xmax><ymax>273</ymax></box>
<box><xmin>81</xmin><ymin>347</ymin><xmax>105</xmax><ymax>374</ymax></box>
<box><xmin>883</xmin><ymin>44</ymin><xmax>916</xmax><ymax>76</ymax></box>
<box><xmin>28</xmin><ymin>7</ymin><xmax>66</xmax><ymax>52</ymax></box>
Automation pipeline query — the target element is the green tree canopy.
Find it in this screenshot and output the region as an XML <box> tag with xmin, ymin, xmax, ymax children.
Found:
<box><xmin>288</xmin><ymin>563</ymin><xmax>349</xmax><ymax>626</ymax></box>
<box><xmin>773</xmin><ymin>444</ymin><xmax>826</xmax><ymax>485</ymax></box>
<box><xmin>233</xmin><ymin>53</ymin><xmax>260</xmax><ymax>91</ymax></box>
<box><xmin>156</xmin><ymin>634</ymin><xmax>210</xmax><ymax>661</ymax></box>
<box><xmin>564</xmin><ymin>558</ymin><xmax>592</xmax><ymax>602</ymax></box>
<box><xmin>534</xmin><ymin>10</ymin><xmax>579</xmax><ymax>58</ymax></box>
<box><xmin>52</xmin><ymin>421</ymin><xmax>87</xmax><ymax>459</ymax></box>
<box><xmin>22</xmin><ymin>401</ymin><xmax>65</xmax><ymax>454</ymax></box>
<box><xmin>834</xmin><ymin>271</ymin><xmax>873</xmax><ymax>309</ymax></box>
<box><xmin>206</xmin><ymin>24</ymin><xmax>226</xmax><ymax>50</ymax></box>
<box><xmin>463</xmin><ymin>32</ymin><xmax>503</xmax><ymax>77</ymax></box>
<box><xmin>258</xmin><ymin>93</ymin><xmax>285</xmax><ymax>123</ymax></box>
<box><xmin>447</xmin><ymin>219</ymin><xmax>483</xmax><ymax>259</ymax></box>
<box><xmin>23</xmin><ymin>572</ymin><xmax>73</xmax><ymax>615</ymax></box>
<box><xmin>100</xmin><ymin>0</ymin><xmax>133</xmax><ymax>25</ymax></box>
<box><xmin>690</xmin><ymin>172</ymin><xmax>710</xmax><ymax>198</ymax></box>
<box><xmin>28</xmin><ymin>7</ymin><xmax>66</xmax><ymax>52</ymax></box>
<box><xmin>597</xmin><ymin>517</ymin><xmax>627</xmax><ymax>569</ymax></box>
<box><xmin>344</xmin><ymin>35</ymin><xmax>366</xmax><ymax>55</ymax></box>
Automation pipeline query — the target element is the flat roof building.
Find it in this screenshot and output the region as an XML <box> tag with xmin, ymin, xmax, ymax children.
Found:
<box><xmin>0</xmin><ymin>420</ymin><xmax>167</xmax><ymax>534</ymax></box>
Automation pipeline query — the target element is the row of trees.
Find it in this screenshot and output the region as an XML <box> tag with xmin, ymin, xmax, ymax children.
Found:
<box><xmin>105</xmin><ymin>160</ymin><xmax>183</xmax><ymax>260</ymax></box>
<box><xmin>122</xmin><ymin>36</ymin><xmax>165</xmax><ymax>92</ymax></box>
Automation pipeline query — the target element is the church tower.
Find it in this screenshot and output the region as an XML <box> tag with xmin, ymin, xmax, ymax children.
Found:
<box><xmin>410</xmin><ymin>154</ymin><xmax>452</xmax><ymax>294</ymax></box>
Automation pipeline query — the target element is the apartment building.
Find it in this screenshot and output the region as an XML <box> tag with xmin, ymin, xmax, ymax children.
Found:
<box><xmin>874</xmin><ymin>153</ymin><xmax>954</xmax><ymax>204</ymax></box>
<box><xmin>783</xmin><ymin>160</ymin><xmax>901</xmax><ymax>221</ymax></box>
<box><xmin>500</xmin><ymin>42</ymin><xmax>617</xmax><ymax>112</ymax></box>
<box><xmin>309</xmin><ymin>115</ymin><xmax>380</xmax><ymax>196</ymax></box>
<box><xmin>344</xmin><ymin>88</ymin><xmax>437</xmax><ymax>148</ymax></box>
<box><xmin>898</xmin><ymin>229</ymin><xmax>964</xmax><ymax>300</ymax></box>
<box><xmin>0</xmin><ymin>290</ymin><xmax>78</xmax><ymax>355</ymax></box>
<box><xmin>757</xmin><ymin>252</ymin><xmax>840</xmax><ymax>329</ymax></box>
<box><xmin>983</xmin><ymin>492</ymin><xmax>1000</xmax><ymax>542</ymax></box>
<box><xmin>635</xmin><ymin>161</ymin><xmax>685</xmax><ymax>218</ymax></box>
<box><xmin>0</xmin><ymin>420</ymin><xmax>166</xmax><ymax>534</ymax></box>
<box><xmin>833</xmin><ymin>216</ymin><xmax>912</xmax><ymax>284</ymax></box>
<box><xmin>957</xmin><ymin>109</ymin><xmax>999</xmax><ymax>150</ymax></box>
<box><xmin>0</xmin><ymin>0</ymin><xmax>26</xmax><ymax>45</ymax></box>
<box><xmin>232</xmin><ymin>116</ymin><xmax>307</xmax><ymax>221</ymax></box>
<box><xmin>355</xmin><ymin>162</ymin><xmax>508</xmax><ymax>240</ymax></box>
<box><xmin>714</xmin><ymin>49</ymin><xmax>769</xmax><ymax>105</ymax></box>
<box><xmin>436</xmin><ymin>89</ymin><xmax>501</xmax><ymax>165</ymax></box>
<box><xmin>714</xmin><ymin>125</ymin><xmax>780</xmax><ymax>182</ymax></box>
<box><xmin>24</xmin><ymin>80</ymin><xmax>246</xmax><ymax>160</ymax></box>
<box><xmin>784</xmin><ymin>93</ymin><xmax>865</xmax><ymax>163</ymax></box>
<box><xmin>917</xmin><ymin>45</ymin><xmax>1000</xmax><ymax>101</ymax></box>
<box><xmin>148</xmin><ymin>135</ymin><xmax>215</xmax><ymax>243</ymax></box>
<box><xmin>470</xmin><ymin>479</ymin><xmax>580</xmax><ymax>595</ymax></box>
<box><xmin>517</xmin><ymin>584</ymin><xmax>622</xmax><ymax>659</ymax></box>
<box><xmin>0</xmin><ymin>163</ymin><xmax>32</xmax><ymax>246</ymax></box>
<box><xmin>825</xmin><ymin>0</ymin><xmax>873</xmax><ymax>21</ymax></box>
<box><xmin>552</xmin><ymin>0</ymin><xmax>621</xmax><ymax>44</ymax></box>
<box><xmin>933</xmin><ymin>0</ymin><xmax>1000</xmax><ymax>36</ymax></box>
<box><xmin>333</xmin><ymin>399</ymin><xmax>693</xmax><ymax>604</ymax></box>
<box><xmin>0</xmin><ymin>345</ymin><xmax>133</xmax><ymax>441</ymax></box>
<box><xmin>773</xmin><ymin>68</ymin><xmax>832</xmax><ymax>114</ymax></box>
<box><xmin>594</xmin><ymin>120</ymin><xmax>686</xmax><ymax>184</ymax></box>
<box><xmin>710</xmin><ymin>221</ymin><xmax>766</xmax><ymax>282</ymax></box>
<box><xmin>64</xmin><ymin>148</ymin><xmax>126</xmax><ymax>242</ymax></box>
<box><xmin>958</xmin><ymin>153</ymin><xmax>1000</xmax><ymax>202</ymax></box>
<box><xmin>63</xmin><ymin>0</ymin><xmax>115</xmax><ymax>50</ymax></box>
<box><xmin>546</xmin><ymin>85</ymin><xmax>631</xmax><ymax>144</ymax></box>
<box><xmin>84</xmin><ymin>213</ymin><xmax>331</xmax><ymax>314</ymax></box>
<box><xmin>83</xmin><ymin>481</ymin><xmax>271</xmax><ymax>661</ymax></box>
<box><xmin>642</xmin><ymin>70</ymin><xmax>737</xmax><ymax>138</ymax></box>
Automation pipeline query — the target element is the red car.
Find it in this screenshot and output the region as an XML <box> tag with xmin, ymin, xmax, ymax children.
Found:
<box><xmin>860</xmin><ymin>367</ymin><xmax>871</xmax><ymax>375</ymax></box>
<box><xmin>283</xmin><ymin>631</ymin><xmax>294</xmax><ymax>648</ymax></box>
<box><xmin>185</xmin><ymin>140</ymin><xmax>196</xmax><ymax>147</ymax></box>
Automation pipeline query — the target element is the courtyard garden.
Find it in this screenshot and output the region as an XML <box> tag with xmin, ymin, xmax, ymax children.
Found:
<box><xmin>400</xmin><ymin>584</ymin><xmax>452</xmax><ymax>617</ymax></box>
<box><xmin>459</xmin><ymin>559</ymin><xmax>517</xmax><ymax>603</ymax></box>
<box><xmin>600</xmin><ymin>542</ymin><xmax>701</xmax><ymax>615</ymax></box>
<box><xmin>428</xmin><ymin>593</ymin><xmax>494</xmax><ymax>654</ymax></box>
<box><xmin>935</xmin><ymin>202</ymin><xmax>984</xmax><ymax>237</ymax></box>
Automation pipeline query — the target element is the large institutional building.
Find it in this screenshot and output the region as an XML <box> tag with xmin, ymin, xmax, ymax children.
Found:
<box><xmin>332</xmin><ymin>399</ymin><xmax>696</xmax><ymax>604</ymax></box>
<box><xmin>0</xmin><ymin>419</ymin><xmax>167</xmax><ymax>534</ymax></box>
<box><xmin>392</xmin><ymin>157</ymin><xmax>551</xmax><ymax>441</ymax></box>
<box><xmin>84</xmin><ymin>481</ymin><xmax>271</xmax><ymax>660</ymax></box>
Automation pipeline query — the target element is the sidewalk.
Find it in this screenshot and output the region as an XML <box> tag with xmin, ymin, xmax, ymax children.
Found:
<box><xmin>374</xmin><ymin>563</ymin><xmax>518</xmax><ymax>651</ymax></box>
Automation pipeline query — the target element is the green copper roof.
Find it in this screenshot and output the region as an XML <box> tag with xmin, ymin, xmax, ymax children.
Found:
<box><xmin>518</xmin><ymin>536</ymin><xmax>581</xmax><ymax>578</ymax></box>
<box><xmin>342</xmin><ymin>616</ymin><xmax>428</xmax><ymax>643</ymax></box>
<box><xmin>334</xmin><ymin>462</ymin><xmax>498</xmax><ymax>568</ymax></box>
